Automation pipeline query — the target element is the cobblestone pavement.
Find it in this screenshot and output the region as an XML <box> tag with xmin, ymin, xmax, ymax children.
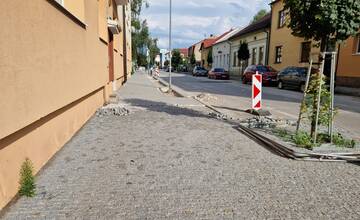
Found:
<box><xmin>2</xmin><ymin>72</ymin><xmax>360</xmax><ymax>219</ymax></box>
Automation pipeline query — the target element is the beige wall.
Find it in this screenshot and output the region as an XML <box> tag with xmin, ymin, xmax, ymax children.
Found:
<box><xmin>269</xmin><ymin>0</ymin><xmax>320</xmax><ymax>71</ymax></box>
<box><xmin>64</xmin><ymin>0</ymin><xmax>85</xmax><ymax>22</ymax></box>
<box><xmin>337</xmin><ymin>36</ymin><xmax>360</xmax><ymax>87</ymax></box>
<box><xmin>230</xmin><ymin>30</ymin><xmax>269</xmax><ymax>76</ymax></box>
<box><xmin>0</xmin><ymin>0</ymin><xmax>130</xmax><ymax>209</ymax></box>
<box><xmin>201</xmin><ymin>47</ymin><xmax>212</xmax><ymax>70</ymax></box>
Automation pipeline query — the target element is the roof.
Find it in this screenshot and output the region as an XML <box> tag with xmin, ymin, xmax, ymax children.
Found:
<box><xmin>179</xmin><ymin>48</ymin><xmax>189</xmax><ymax>57</ymax></box>
<box><xmin>228</xmin><ymin>13</ymin><xmax>271</xmax><ymax>40</ymax></box>
<box><xmin>270</xmin><ymin>0</ymin><xmax>281</xmax><ymax>5</ymax></box>
<box><xmin>213</xmin><ymin>27</ymin><xmax>243</xmax><ymax>45</ymax></box>
<box><xmin>201</xmin><ymin>30</ymin><xmax>233</xmax><ymax>49</ymax></box>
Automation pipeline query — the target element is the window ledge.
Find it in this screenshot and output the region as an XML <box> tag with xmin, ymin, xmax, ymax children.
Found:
<box><xmin>352</xmin><ymin>53</ymin><xmax>360</xmax><ymax>56</ymax></box>
<box><xmin>47</xmin><ymin>0</ymin><xmax>87</xmax><ymax>29</ymax></box>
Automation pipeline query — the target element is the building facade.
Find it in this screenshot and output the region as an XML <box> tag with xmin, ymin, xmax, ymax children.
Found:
<box><xmin>0</xmin><ymin>0</ymin><xmax>131</xmax><ymax>209</ymax></box>
<box><xmin>269</xmin><ymin>0</ymin><xmax>320</xmax><ymax>72</ymax></box>
<box><xmin>336</xmin><ymin>34</ymin><xmax>360</xmax><ymax>88</ymax></box>
<box><xmin>212</xmin><ymin>28</ymin><xmax>241</xmax><ymax>72</ymax></box>
<box><xmin>229</xmin><ymin>14</ymin><xmax>271</xmax><ymax>78</ymax></box>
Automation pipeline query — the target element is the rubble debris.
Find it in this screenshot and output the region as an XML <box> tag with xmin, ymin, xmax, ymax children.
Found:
<box><xmin>96</xmin><ymin>104</ymin><xmax>130</xmax><ymax>117</ymax></box>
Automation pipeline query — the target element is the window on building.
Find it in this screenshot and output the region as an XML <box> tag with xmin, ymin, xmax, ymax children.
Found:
<box><xmin>278</xmin><ymin>10</ymin><xmax>286</xmax><ymax>28</ymax></box>
<box><xmin>259</xmin><ymin>47</ymin><xmax>264</xmax><ymax>65</ymax></box>
<box><xmin>275</xmin><ymin>46</ymin><xmax>282</xmax><ymax>63</ymax></box>
<box><xmin>252</xmin><ymin>48</ymin><xmax>257</xmax><ymax>65</ymax></box>
<box><xmin>233</xmin><ymin>52</ymin><xmax>237</xmax><ymax>67</ymax></box>
<box><xmin>356</xmin><ymin>35</ymin><xmax>360</xmax><ymax>54</ymax></box>
<box><xmin>55</xmin><ymin>0</ymin><xmax>64</xmax><ymax>6</ymax></box>
<box><xmin>220</xmin><ymin>55</ymin><xmax>222</xmax><ymax>67</ymax></box>
<box><xmin>300</xmin><ymin>42</ymin><xmax>311</xmax><ymax>63</ymax></box>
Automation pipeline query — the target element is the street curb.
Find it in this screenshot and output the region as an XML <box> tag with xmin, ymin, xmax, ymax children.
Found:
<box><xmin>155</xmin><ymin>76</ymin><xmax>189</xmax><ymax>98</ymax></box>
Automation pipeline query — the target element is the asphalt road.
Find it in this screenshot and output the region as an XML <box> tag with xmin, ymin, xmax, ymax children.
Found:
<box><xmin>160</xmin><ymin>71</ymin><xmax>360</xmax><ymax>141</ymax></box>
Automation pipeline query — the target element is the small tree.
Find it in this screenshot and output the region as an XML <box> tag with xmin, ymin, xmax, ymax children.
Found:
<box><xmin>237</xmin><ymin>41</ymin><xmax>250</xmax><ymax>77</ymax></box>
<box><xmin>207</xmin><ymin>48</ymin><xmax>213</xmax><ymax>68</ymax></box>
<box><xmin>171</xmin><ymin>49</ymin><xmax>182</xmax><ymax>70</ymax></box>
<box><xmin>190</xmin><ymin>53</ymin><xmax>196</xmax><ymax>66</ymax></box>
<box><xmin>164</xmin><ymin>60</ymin><xmax>169</xmax><ymax>67</ymax></box>
<box><xmin>19</xmin><ymin>158</ymin><xmax>36</xmax><ymax>197</ymax></box>
<box><xmin>284</xmin><ymin>0</ymin><xmax>360</xmax><ymax>138</ymax></box>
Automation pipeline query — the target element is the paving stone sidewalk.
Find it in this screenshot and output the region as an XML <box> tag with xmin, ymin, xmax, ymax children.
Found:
<box><xmin>2</xmin><ymin>72</ymin><xmax>360</xmax><ymax>219</ymax></box>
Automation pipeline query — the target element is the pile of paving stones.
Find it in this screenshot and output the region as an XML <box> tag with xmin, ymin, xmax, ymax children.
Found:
<box><xmin>196</xmin><ymin>93</ymin><xmax>218</xmax><ymax>102</ymax></box>
<box><xmin>96</xmin><ymin>104</ymin><xmax>130</xmax><ymax>117</ymax></box>
<box><xmin>240</xmin><ymin>116</ymin><xmax>295</xmax><ymax>129</ymax></box>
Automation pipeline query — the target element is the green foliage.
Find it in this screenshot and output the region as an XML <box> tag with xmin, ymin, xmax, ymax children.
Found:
<box><xmin>131</xmin><ymin>1</ymin><xmax>159</xmax><ymax>67</ymax></box>
<box><xmin>171</xmin><ymin>49</ymin><xmax>182</xmax><ymax>69</ymax></box>
<box><xmin>19</xmin><ymin>158</ymin><xmax>36</xmax><ymax>197</ymax></box>
<box><xmin>293</xmin><ymin>131</ymin><xmax>313</xmax><ymax>149</ymax></box>
<box><xmin>284</xmin><ymin>0</ymin><xmax>360</xmax><ymax>50</ymax></box>
<box><xmin>302</xmin><ymin>73</ymin><xmax>335</xmax><ymax>136</ymax></box>
<box><xmin>207</xmin><ymin>48</ymin><xmax>213</xmax><ymax>65</ymax></box>
<box><xmin>164</xmin><ymin>60</ymin><xmax>169</xmax><ymax>67</ymax></box>
<box><xmin>238</xmin><ymin>42</ymin><xmax>250</xmax><ymax>61</ymax></box>
<box><xmin>333</xmin><ymin>133</ymin><xmax>356</xmax><ymax>148</ymax></box>
<box><xmin>190</xmin><ymin>53</ymin><xmax>196</xmax><ymax>65</ymax></box>
<box><xmin>251</xmin><ymin>9</ymin><xmax>268</xmax><ymax>23</ymax></box>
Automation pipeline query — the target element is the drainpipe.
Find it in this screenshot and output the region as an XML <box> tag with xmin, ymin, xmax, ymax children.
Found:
<box><xmin>122</xmin><ymin>5</ymin><xmax>128</xmax><ymax>83</ymax></box>
<box><xmin>264</xmin><ymin>29</ymin><xmax>270</xmax><ymax>66</ymax></box>
<box><xmin>226</xmin><ymin>41</ymin><xmax>232</xmax><ymax>72</ymax></box>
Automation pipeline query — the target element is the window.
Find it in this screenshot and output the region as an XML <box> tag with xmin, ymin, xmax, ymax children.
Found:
<box><xmin>356</xmin><ymin>35</ymin><xmax>360</xmax><ymax>54</ymax></box>
<box><xmin>251</xmin><ymin>48</ymin><xmax>257</xmax><ymax>65</ymax></box>
<box><xmin>233</xmin><ymin>52</ymin><xmax>237</xmax><ymax>67</ymax></box>
<box><xmin>259</xmin><ymin>47</ymin><xmax>264</xmax><ymax>65</ymax></box>
<box><xmin>300</xmin><ymin>42</ymin><xmax>311</xmax><ymax>63</ymax></box>
<box><xmin>275</xmin><ymin>46</ymin><xmax>282</xmax><ymax>63</ymax></box>
<box><xmin>278</xmin><ymin>10</ymin><xmax>286</xmax><ymax>28</ymax></box>
<box><xmin>55</xmin><ymin>0</ymin><xmax>64</xmax><ymax>6</ymax></box>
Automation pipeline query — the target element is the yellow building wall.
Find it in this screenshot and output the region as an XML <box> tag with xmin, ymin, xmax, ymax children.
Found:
<box><xmin>64</xmin><ymin>0</ymin><xmax>85</xmax><ymax>22</ymax></box>
<box><xmin>201</xmin><ymin>48</ymin><xmax>212</xmax><ymax>70</ymax></box>
<box><xmin>0</xmin><ymin>0</ymin><xmax>130</xmax><ymax>209</ymax></box>
<box><xmin>269</xmin><ymin>0</ymin><xmax>320</xmax><ymax>71</ymax></box>
<box><xmin>337</xmin><ymin>36</ymin><xmax>360</xmax><ymax>87</ymax></box>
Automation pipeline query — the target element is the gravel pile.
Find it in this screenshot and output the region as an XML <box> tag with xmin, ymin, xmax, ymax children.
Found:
<box><xmin>240</xmin><ymin>116</ymin><xmax>295</xmax><ymax>129</ymax></box>
<box><xmin>208</xmin><ymin>112</ymin><xmax>228</xmax><ymax>120</ymax></box>
<box><xmin>196</xmin><ymin>93</ymin><xmax>218</xmax><ymax>102</ymax></box>
<box><xmin>96</xmin><ymin>104</ymin><xmax>130</xmax><ymax>117</ymax></box>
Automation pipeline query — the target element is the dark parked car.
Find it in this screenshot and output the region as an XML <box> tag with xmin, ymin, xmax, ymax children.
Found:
<box><xmin>242</xmin><ymin>65</ymin><xmax>278</xmax><ymax>86</ymax></box>
<box><xmin>277</xmin><ymin>66</ymin><xmax>315</xmax><ymax>92</ymax></box>
<box><xmin>192</xmin><ymin>66</ymin><xmax>208</xmax><ymax>76</ymax></box>
<box><xmin>208</xmin><ymin>68</ymin><xmax>229</xmax><ymax>80</ymax></box>
<box><xmin>165</xmin><ymin>66</ymin><xmax>173</xmax><ymax>72</ymax></box>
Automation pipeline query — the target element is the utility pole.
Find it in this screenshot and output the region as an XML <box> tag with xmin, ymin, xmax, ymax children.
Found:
<box><xmin>168</xmin><ymin>0</ymin><xmax>172</xmax><ymax>92</ymax></box>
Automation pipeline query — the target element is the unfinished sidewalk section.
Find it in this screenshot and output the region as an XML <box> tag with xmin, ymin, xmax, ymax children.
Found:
<box><xmin>2</xmin><ymin>71</ymin><xmax>360</xmax><ymax>219</ymax></box>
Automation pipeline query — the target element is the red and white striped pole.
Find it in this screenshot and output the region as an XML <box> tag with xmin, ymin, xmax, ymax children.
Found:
<box><xmin>252</xmin><ymin>71</ymin><xmax>262</xmax><ymax>110</ymax></box>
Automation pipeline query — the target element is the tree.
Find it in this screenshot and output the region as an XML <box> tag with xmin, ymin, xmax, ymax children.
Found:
<box><xmin>171</xmin><ymin>50</ymin><xmax>182</xmax><ymax>70</ymax></box>
<box><xmin>207</xmin><ymin>48</ymin><xmax>213</xmax><ymax>67</ymax></box>
<box><xmin>190</xmin><ymin>53</ymin><xmax>196</xmax><ymax>65</ymax></box>
<box><xmin>284</xmin><ymin>0</ymin><xmax>360</xmax><ymax>139</ymax></box>
<box><xmin>284</xmin><ymin>0</ymin><xmax>360</xmax><ymax>52</ymax></box>
<box><xmin>237</xmin><ymin>41</ymin><xmax>250</xmax><ymax>77</ymax></box>
<box><xmin>164</xmin><ymin>60</ymin><xmax>169</xmax><ymax>67</ymax></box>
<box><xmin>251</xmin><ymin>9</ymin><xmax>268</xmax><ymax>23</ymax></box>
<box><xmin>131</xmin><ymin>1</ymin><xmax>159</xmax><ymax>67</ymax></box>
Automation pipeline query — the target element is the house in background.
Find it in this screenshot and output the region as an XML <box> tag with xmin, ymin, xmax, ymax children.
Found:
<box><xmin>212</xmin><ymin>28</ymin><xmax>242</xmax><ymax>72</ymax></box>
<box><xmin>199</xmin><ymin>35</ymin><xmax>218</xmax><ymax>70</ymax></box>
<box><xmin>336</xmin><ymin>34</ymin><xmax>360</xmax><ymax>88</ymax></box>
<box><xmin>0</xmin><ymin>0</ymin><xmax>131</xmax><ymax>209</ymax></box>
<box><xmin>269</xmin><ymin>0</ymin><xmax>321</xmax><ymax>72</ymax></box>
<box><xmin>228</xmin><ymin>14</ymin><xmax>271</xmax><ymax>78</ymax></box>
<box><xmin>188</xmin><ymin>40</ymin><xmax>203</xmax><ymax>67</ymax></box>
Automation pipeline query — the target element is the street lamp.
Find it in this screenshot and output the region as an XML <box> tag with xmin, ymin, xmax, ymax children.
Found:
<box><xmin>168</xmin><ymin>0</ymin><xmax>172</xmax><ymax>91</ymax></box>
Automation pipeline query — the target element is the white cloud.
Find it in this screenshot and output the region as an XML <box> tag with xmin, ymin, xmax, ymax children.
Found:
<box><xmin>141</xmin><ymin>0</ymin><xmax>270</xmax><ymax>49</ymax></box>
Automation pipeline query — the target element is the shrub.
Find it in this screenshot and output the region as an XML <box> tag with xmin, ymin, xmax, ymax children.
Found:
<box><xmin>333</xmin><ymin>133</ymin><xmax>356</xmax><ymax>149</ymax></box>
<box><xmin>293</xmin><ymin>131</ymin><xmax>313</xmax><ymax>149</ymax></box>
<box><xmin>19</xmin><ymin>158</ymin><xmax>36</xmax><ymax>197</ymax></box>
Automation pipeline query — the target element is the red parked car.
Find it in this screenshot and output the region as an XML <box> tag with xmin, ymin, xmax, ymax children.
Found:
<box><xmin>208</xmin><ymin>68</ymin><xmax>229</xmax><ymax>80</ymax></box>
<box><xmin>242</xmin><ymin>65</ymin><xmax>278</xmax><ymax>86</ymax></box>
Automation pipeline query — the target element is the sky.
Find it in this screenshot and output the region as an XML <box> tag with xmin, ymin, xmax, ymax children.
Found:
<box><xmin>140</xmin><ymin>0</ymin><xmax>271</xmax><ymax>50</ymax></box>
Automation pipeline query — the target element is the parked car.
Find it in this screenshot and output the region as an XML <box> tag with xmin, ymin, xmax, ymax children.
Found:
<box><xmin>242</xmin><ymin>65</ymin><xmax>278</xmax><ymax>86</ymax></box>
<box><xmin>208</xmin><ymin>68</ymin><xmax>229</xmax><ymax>80</ymax></box>
<box><xmin>192</xmin><ymin>66</ymin><xmax>208</xmax><ymax>76</ymax></box>
<box><xmin>178</xmin><ymin>65</ymin><xmax>188</xmax><ymax>72</ymax></box>
<box><xmin>277</xmin><ymin>66</ymin><xmax>316</xmax><ymax>92</ymax></box>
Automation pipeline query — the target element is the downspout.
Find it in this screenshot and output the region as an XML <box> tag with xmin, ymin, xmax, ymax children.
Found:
<box><xmin>226</xmin><ymin>41</ymin><xmax>232</xmax><ymax>72</ymax></box>
<box><xmin>264</xmin><ymin>29</ymin><xmax>270</xmax><ymax>66</ymax></box>
<box><xmin>122</xmin><ymin>5</ymin><xmax>128</xmax><ymax>83</ymax></box>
